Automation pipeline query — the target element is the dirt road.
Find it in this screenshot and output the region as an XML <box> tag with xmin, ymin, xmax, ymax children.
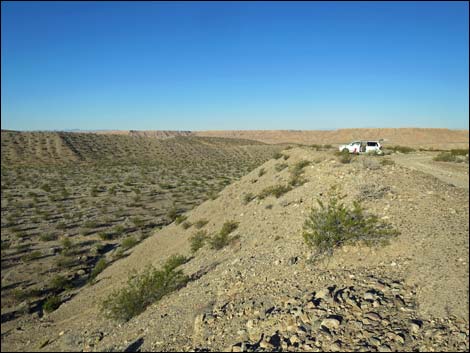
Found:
<box><xmin>392</xmin><ymin>152</ymin><xmax>469</xmax><ymax>189</ymax></box>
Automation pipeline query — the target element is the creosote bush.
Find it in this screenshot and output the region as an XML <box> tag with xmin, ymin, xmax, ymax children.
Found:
<box><xmin>258</xmin><ymin>184</ymin><xmax>292</xmax><ymax>199</ymax></box>
<box><xmin>209</xmin><ymin>220</ymin><xmax>239</xmax><ymax>250</ymax></box>
<box><xmin>90</xmin><ymin>258</ymin><xmax>107</xmax><ymax>280</ymax></box>
<box><xmin>43</xmin><ymin>295</ymin><xmax>61</xmax><ymax>313</ymax></box>
<box><xmin>100</xmin><ymin>254</ymin><xmax>189</xmax><ymax>321</ymax></box>
<box><xmin>303</xmin><ymin>186</ymin><xmax>399</xmax><ymax>258</ymax></box>
<box><xmin>242</xmin><ymin>192</ymin><xmax>256</xmax><ymax>205</ymax></box>
<box><xmin>190</xmin><ymin>230</ymin><xmax>208</xmax><ymax>253</ymax></box>
<box><xmin>193</xmin><ymin>219</ymin><xmax>208</xmax><ymax>229</ymax></box>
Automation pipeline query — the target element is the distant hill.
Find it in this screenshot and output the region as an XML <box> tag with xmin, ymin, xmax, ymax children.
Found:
<box><xmin>0</xmin><ymin>130</ymin><xmax>281</xmax><ymax>166</ymax></box>
<box><xmin>92</xmin><ymin>128</ymin><xmax>469</xmax><ymax>149</ymax></box>
<box><xmin>193</xmin><ymin>128</ymin><xmax>469</xmax><ymax>149</ymax></box>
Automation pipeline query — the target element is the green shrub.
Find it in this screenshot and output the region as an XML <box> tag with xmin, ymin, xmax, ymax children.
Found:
<box><xmin>288</xmin><ymin>160</ymin><xmax>310</xmax><ymax>187</ymax></box>
<box><xmin>258</xmin><ymin>184</ymin><xmax>292</xmax><ymax>199</ymax></box>
<box><xmin>50</xmin><ymin>275</ymin><xmax>71</xmax><ymax>291</ymax></box>
<box><xmin>242</xmin><ymin>192</ymin><xmax>256</xmax><ymax>205</ymax></box>
<box><xmin>388</xmin><ymin>145</ymin><xmax>415</xmax><ymax>154</ymax></box>
<box><xmin>100</xmin><ymin>255</ymin><xmax>189</xmax><ymax>321</ymax></box>
<box><xmin>131</xmin><ymin>217</ymin><xmax>145</xmax><ymax>228</ymax></box>
<box><xmin>99</xmin><ymin>232</ymin><xmax>113</xmax><ymax>241</ymax></box>
<box><xmin>209</xmin><ymin>221</ymin><xmax>239</xmax><ymax>250</ymax></box>
<box><xmin>90</xmin><ymin>258</ymin><xmax>107</xmax><ymax>280</ymax></box>
<box><xmin>40</xmin><ymin>233</ymin><xmax>58</xmax><ymax>242</ymax></box>
<box><xmin>273</xmin><ymin>152</ymin><xmax>283</xmax><ymax>160</ymax></box>
<box><xmin>433</xmin><ymin>152</ymin><xmax>458</xmax><ymax>162</ymax></box>
<box><xmin>302</xmin><ymin>187</ymin><xmax>399</xmax><ymax>258</ymax></box>
<box><xmin>166</xmin><ymin>207</ymin><xmax>178</xmax><ymax>222</ymax></box>
<box><xmin>258</xmin><ymin>168</ymin><xmax>266</xmax><ymax>177</ymax></box>
<box><xmin>175</xmin><ymin>215</ymin><xmax>188</xmax><ymax>225</ymax></box>
<box><xmin>181</xmin><ymin>221</ymin><xmax>192</xmax><ymax>230</ymax></box>
<box><xmin>380</xmin><ymin>158</ymin><xmax>395</xmax><ymax>166</ymax></box>
<box><xmin>121</xmin><ymin>236</ymin><xmax>138</xmax><ymax>250</ymax></box>
<box><xmin>339</xmin><ymin>151</ymin><xmax>353</xmax><ymax>164</ymax></box>
<box><xmin>190</xmin><ymin>230</ymin><xmax>208</xmax><ymax>253</ymax></box>
<box><xmin>193</xmin><ymin>219</ymin><xmax>209</xmax><ymax>229</ymax></box>
<box><xmin>275</xmin><ymin>163</ymin><xmax>288</xmax><ymax>172</ymax></box>
<box><xmin>22</xmin><ymin>250</ymin><xmax>42</xmax><ymax>262</ymax></box>
<box><xmin>43</xmin><ymin>296</ymin><xmax>61</xmax><ymax>313</ymax></box>
<box><xmin>450</xmin><ymin>149</ymin><xmax>469</xmax><ymax>156</ymax></box>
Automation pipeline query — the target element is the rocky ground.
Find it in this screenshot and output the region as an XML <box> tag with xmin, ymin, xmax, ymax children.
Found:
<box><xmin>1</xmin><ymin>147</ymin><xmax>468</xmax><ymax>352</ymax></box>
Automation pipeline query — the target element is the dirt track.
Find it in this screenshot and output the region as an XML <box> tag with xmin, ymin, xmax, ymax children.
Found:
<box><xmin>392</xmin><ymin>153</ymin><xmax>469</xmax><ymax>189</ymax></box>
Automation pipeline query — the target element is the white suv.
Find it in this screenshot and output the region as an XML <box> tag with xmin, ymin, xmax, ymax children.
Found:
<box><xmin>339</xmin><ymin>140</ymin><xmax>383</xmax><ymax>154</ymax></box>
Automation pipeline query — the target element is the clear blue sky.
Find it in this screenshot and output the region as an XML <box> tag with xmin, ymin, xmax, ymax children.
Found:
<box><xmin>1</xmin><ymin>1</ymin><xmax>469</xmax><ymax>131</ymax></box>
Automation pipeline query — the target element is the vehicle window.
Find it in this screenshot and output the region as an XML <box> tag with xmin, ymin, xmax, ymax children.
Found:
<box><xmin>367</xmin><ymin>142</ymin><xmax>378</xmax><ymax>146</ymax></box>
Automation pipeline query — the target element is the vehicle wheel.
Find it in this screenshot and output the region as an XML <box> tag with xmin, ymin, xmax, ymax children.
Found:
<box><xmin>341</xmin><ymin>148</ymin><xmax>349</xmax><ymax>153</ymax></box>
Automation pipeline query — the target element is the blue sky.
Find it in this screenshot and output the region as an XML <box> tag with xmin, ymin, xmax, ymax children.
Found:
<box><xmin>1</xmin><ymin>1</ymin><xmax>469</xmax><ymax>131</ymax></box>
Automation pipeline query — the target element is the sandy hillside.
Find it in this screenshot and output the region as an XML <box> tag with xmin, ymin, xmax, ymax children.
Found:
<box><xmin>1</xmin><ymin>146</ymin><xmax>468</xmax><ymax>352</ymax></box>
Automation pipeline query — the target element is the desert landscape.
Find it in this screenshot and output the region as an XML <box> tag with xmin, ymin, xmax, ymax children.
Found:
<box><xmin>2</xmin><ymin>2</ymin><xmax>468</xmax><ymax>352</ymax></box>
<box><xmin>1</xmin><ymin>129</ymin><xmax>468</xmax><ymax>352</ymax></box>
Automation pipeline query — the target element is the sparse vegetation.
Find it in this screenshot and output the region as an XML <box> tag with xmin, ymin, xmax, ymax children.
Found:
<box><xmin>387</xmin><ymin>145</ymin><xmax>415</xmax><ymax>154</ymax></box>
<box><xmin>121</xmin><ymin>236</ymin><xmax>138</xmax><ymax>250</ymax></box>
<box><xmin>209</xmin><ymin>221</ymin><xmax>239</xmax><ymax>250</ymax></box>
<box><xmin>242</xmin><ymin>192</ymin><xmax>256</xmax><ymax>205</ymax></box>
<box><xmin>302</xmin><ymin>186</ymin><xmax>399</xmax><ymax>258</ymax></box>
<box><xmin>258</xmin><ymin>184</ymin><xmax>292</xmax><ymax>199</ymax></box>
<box><xmin>193</xmin><ymin>219</ymin><xmax>209</xmax><ymax>229</ymax></box>
<box><xmin>43</xmin><ymin>295</ymin><xmax>62</xmax><ymax>313</ymax></box>
<box><xmin>434</xmin><ymin>149</ymin><xmax>469</xmax><ymax>163</ymax></box>
<box><xmin>100</xmin><ymin>254</ymin><xmax>189</xmax><ymax>321</ymax></box>
<box><xmin>190</xmin><ymin>230</ymin><xmax>208</xmax><ymax>253</ymax></box>
<box><xmin>90</xmin><ymin>258</ymin><xmax>107</xmax><ymax>280</ymax></box>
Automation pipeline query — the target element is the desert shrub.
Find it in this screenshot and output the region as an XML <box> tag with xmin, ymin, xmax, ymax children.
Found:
<box><xmin>121</xmin><ymin>236</ymin><xmax>138</xmax><ymax>250</ymax></box>
<box><xmin>166</xmin><ymin>207</ymin><xmax>178</xmax><ymax>222</ymax></box>
<box><xmin>190</xmin><ymin>230</ymin><xmax>208</xmax><ymax>253</ymax></box>
<box><xmin>388</xmin><ymin>145</ymin><xmax>415</xmax><ymax>154</ymax></box>
<box><xmin>339</xmin><ymin>151</ymin><xmax>353</xmax><ymax>164</ymax></box>
<box><xmin>40</xmin><ymin>233</ymin><xmax>58</xmax><ymax>242</ymax></box>
<box><xmin>258</xmin><ymin>168</ymin><xmax>266</xmax><ymax>177</ymax></box>
<box><xmin>131</xmin><ymin>217</ymin><xmax>145</xmax><ymax>228</ymax></box>
<box><xmin>98</xmin><ymin>232</ymin><xmax>113</xmax><ymax>241</ymax></box>
<box><xmin>380</xmin><ymin>158</ymin><xmax>395</xmax><ymax>166</ymax></box>
<box><xmin>61</xmin><ymin>238</ymin><xmax>73</xmax><ymax>252</ymax></box>
<box><xmin>55</xmin><ymin>255</ymin><xmax>75</xmax><ymax>268</ymax></box>
<box><xmin>450</xmin><ymin>149</ymin><xmax>469</xmax><ymax>156</ymax></box>
<box><xmin>288</xmin><ymin>160</ymin><xmax>310</xmax><ymax>187</ymax></box>
<box><xmin>433</xmin><ymin>152</ymin><xmax>454</xmax><ymax>162</ymax></box>
<box><xmin>90</xmin><ymin>258</ymin><xmax>107</xmax><ymax>280</ymax></box>
<box><xmin>100</xmin><ymin>255</ymin><xmax>189</xmax><ymax>321</ymax></box>
<box><xmin>362</xmin><ymin>158</ymin><xmax>381</xmax><ymax>170</ymax></box>
<box><xmin>242</xmin><ymin>192</ymin><xmax>256</xmax><ymax>205</ymax></box>
<box><xmin>181</xmin><ymin>221</ymin><xmax>192</xmax><ymax>230</ymax></box>
<box><xmin>193</xmin><ymin>219</ymin><xmax>208</xmax><ymax>229</ymax></box>
<box><xmin>43</xmin><ymin>296</ymin><xmax>61</xmax><ymax>313</ymax></box>
<box><xmin>175</xmin><ymin>215</ymin><xmax>188</xmax><ymax>225</ymax></box>
<box><xmin>274</xmin><ymin>162</ymin><xmax>287</xmax><ymax>172</ymax></box>
<box><xmin>258</xmin><ymin>184</ymin><xmax>292</xmax><ymax>199</ymax></box>
<box><xmin>1</xmin><ymin>241</ymin><xmax>11</xmax><ymax>250</ymax></box>
<box><xmin>323</xmin><ymin>144</ymin><xmax>332</xmax><ymax>149</ymax></box>
<box><xmin>83</xmin><ymin>220</ymin><xmax>98</xmax><ymax>229</ymax></box>
<box><xmin>50</xmin><ymin>275</ymin><xmax>71</xmax><ymax>291</ymax></box>
<box><xmin>273</xmin><ymin>152</ymin><xmax>283</xmax><ymax>160</ymax></box>
<box><xmin>209</xmin><ymin>221</ymin><xmax>239</xmax><ymax>250</ymax></box>
<box><xmin>56</xmin><ymin>222</ymin><xmax>67</xmax><ymax>230</ymax></box>
<box><xmin>41</xmin><ymin>183</ymin><xmax>51</xmax><ymax>192</ymax></box>
<box><xmin>22</xmin><ymin>250</ymin><xmax>42</xmax><ymax>262</ymax></box>
<box><xmin>302</xmin><ymin>187</ymin><xmax>399</xmax><ymax>258</ymax></box>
